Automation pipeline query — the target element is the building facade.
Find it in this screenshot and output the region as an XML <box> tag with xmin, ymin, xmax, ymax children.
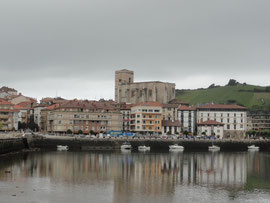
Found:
<box><xmin>115</xmin><ymin>69</ymin><xmax>175</xmax><ymax>104</ymax></box>
<box><xmin>197</xmin><ymin>104</ymin><xmax>247</xmax><ymax>137</ymax></box>
<box><xmin>130</xmin><ymin>102</ymin><xmax>162</xmax><ymax>134</ymax></box>
<box><xmin>247</xmin><ymin>110</ymin><xmax>270</xmax><ymax>131</ymax></box>
<box><xmin>178</xmin><ymin>105</ymin><xmax>196</xmax><ymax>134</ymax></box>
<box><xmin>197</xmin><ymin>120</ymin><xmax>224</xmax><ymax>138</ymax></box>
<box><xmin>0</xmin><ymin>100</ymin><xmax>18</xmax><ymax>131</ymax></box>
<box><xmin>43</xmin><ymin>100</ymin><xmax>122</xmax><ymax>134</ymax></box>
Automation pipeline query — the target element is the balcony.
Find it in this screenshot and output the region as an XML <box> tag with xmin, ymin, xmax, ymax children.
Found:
<box><xmin>0</xmin><ymin>115</ymin><xmax>9</xmax><ymax>119</ymax></box>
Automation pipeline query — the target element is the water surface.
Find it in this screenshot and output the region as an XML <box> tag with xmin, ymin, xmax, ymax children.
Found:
<box><xmin>0</xmin><ymin>151</ymin><xmax>270</xmax><ymax>203</ymax></box>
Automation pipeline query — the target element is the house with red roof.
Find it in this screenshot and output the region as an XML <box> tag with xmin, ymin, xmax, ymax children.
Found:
<box><xmin>197</xmin><ymin>120</ymin><xmax>224</xmax><ymax>138</ymax></box>
<box><xmin>196</xmin><ymin>104</ymin><xmax>248</xmax><ymax>137</ymax></box>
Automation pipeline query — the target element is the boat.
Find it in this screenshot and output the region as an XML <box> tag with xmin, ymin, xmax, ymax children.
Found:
<box><xmin>169</xmin><ymin>144</ymin><xmax>184</xmax><ymax>151</ymax></box>
<box><xmin>121</xmin><ymin>142</ymin><xmax>132</xmax><ymax>150</ymax></box>
<box><xmin>57</xmin><ymin>145</ymin><xmax>69</xmax><ymax>151</ymax></box>
<box><xmin>208</xmin><ymin>145</ymin><xmax>220</xmax><ymax>151</ymax></box>
<box><xmin>138</xmin><ymin>145</ymin><xmax>150</xmax><ymax>151</ymax></box>
<box><xmin>248</xmin><ymin>145</ymin><xmax>259</xmax><ymax>150</ymax></box>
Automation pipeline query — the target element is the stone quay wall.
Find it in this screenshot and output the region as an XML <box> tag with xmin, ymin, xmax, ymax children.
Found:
<box><xmin>0</xmin><ymin>138</ymin><xmax>27</xmax><ymax>155</ymax></box>
<box><xmin>30</xmin><ymin>136</ymin><xmax>270</xmax><ymax>151</ymax></box>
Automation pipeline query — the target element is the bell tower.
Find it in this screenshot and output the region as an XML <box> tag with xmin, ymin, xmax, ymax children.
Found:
<box><xmin>115</xmin><ymin>69</ymin><xmax>134</xmax><ymax>103</ymax></box>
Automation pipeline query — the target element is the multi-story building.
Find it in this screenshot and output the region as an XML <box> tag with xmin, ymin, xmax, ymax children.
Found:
<box><xmin>0</xmin><ymin>100</ymin><xmax>18</xmax><ymax>131</ymax></box>
<box><xmin>130</xmin><ymin>102</ymin><xmax>162</xmax><ymax>134</ymax></box>
<box><xmin>44</xmin><ymin>100</ymin><xmax>122</xmax><ymax>134</ymax></box>
<box><xmin>14</xmin><ymin>104</ymin><xmax>28</xmax><ymax>125</ymax></box>
<box><xmin>247</xmin><ymin>110</ymin><xmax>270</xmax><ymax>131</ymax></box>
<box><xmin>197</xmin><ymin>120</ymin><xmax>224</xmax><ymax>138</ymax></box>
<box><xmin>118</xmin><ymin>103</ymin><xmax>134</xmax><ymax>132</ymax></box>
<box><xmin>197</xmin><ymin>104</ymin><xmax>247</xmax><ymax>137</ymax></box>
<box><xmin>178</xmin><ymin>105</ymin><xmax>196</xmax><ymax>134</ymax></box>
<box><xmin>0</xmin><ymin>86</ymin><xmax>18</xmax><ymax>96</ymax></box>
<box><xmin>34</xmin><ymin>105</ymin><xmax>47</xmax><ymax>128</ymax></box>
<box><xmin>162</xmin><ymin>103</ymin><xmax>181</xmax><ymax>135</ymax></box>
<box><xmin>115</xmin><ymin>69</ymin><xmax>175</xmax><ymax>104</ymax></box>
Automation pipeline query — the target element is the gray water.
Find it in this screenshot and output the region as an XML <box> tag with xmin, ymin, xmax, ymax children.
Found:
<box><xmin>0</xmin><ymin>151</ymin><xmax>270</xmax><ymax>203</ymax></box>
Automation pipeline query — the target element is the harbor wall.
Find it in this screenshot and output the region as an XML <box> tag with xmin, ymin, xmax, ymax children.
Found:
<box><xmin>0</xmin><ymin>138</ymin><xmax>27</xmax><ymax>155</ymax></box>
<box><xmin>30</xmin><ymin>137</ymin><xmax>270</xmax><ymax>151</ymax></box>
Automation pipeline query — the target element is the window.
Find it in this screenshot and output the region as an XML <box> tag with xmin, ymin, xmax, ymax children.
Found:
<box><xmin>227</xmin><ymin>118</ymin><xmax>229</xmax><ymax>123</ymax></box>
<box><xmin>149</xmin><ymin>90</ymin><xmax>152</xmax><ymax>96</ymax></box>
<box><xmin>149</xmin><ymin>126</ymin><xmax>152</xmax><ymax>130</ymax></box>
<box><xmin>137</xmin><ymin>126</ymin><xmax>140</xmax><ymax>129</ymax></box>
<box><xmin>57</xmin><ymin>114</ymin><xmax>62</xmax><ymax>118</ymax></box>
<box><xmin>149</xmin><ymin>115</ymin><xmax>152</xmax><ymax>118</ymax></box>
<box><xmin>148</xmin><ymin>109</ymin><xmax>153</xmax><ymax>112</ymax></box>
<box><xmin>58</xmin><ymin>120</ymin><xmax>61</xmax><ymax>124</ymax></box>
<box><xmin>137</xmin><ymin>120</ymin><xmax>140</xmax><ymax>123</ymax></box>
<box><xmin>136</xmin><ymin>115</ymin><xmax>140</xmax><ymax>118</ymax></box>
<box><xmin>234</xmin><ymin>125</ymin><xmax>236</xmax><ymax>130</ymax></box>
<box><xmin>234</xmin><ymin>113</ymin><xmax>236</xmax><ymax>117</ymax></box>
<box><xmin>150</xmin><ymin>121</ymin><xmax>152</xmax><ymax>124</ymax></box>
<box><xmin>69</xmin><ymin>120</ymin><xmax>73</xmax><ymax>125</ymax></box>
<box><xmin>154</xmin><ymin>110</ymin><xmax>160</xmax><ymax>113</ymax></box>
<box><xmin>227</xmin><ymin>113</ymin><xmax>229</xmax><ymax>117</ymax></box>
<box><xmin>227</xmin><ymin>124</ymin><xmax>230</xmax><ymax>129</ymax></box>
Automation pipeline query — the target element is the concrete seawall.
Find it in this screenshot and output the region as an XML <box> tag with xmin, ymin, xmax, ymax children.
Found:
<box><xmin>0</xmin><ymin>138</ymin><xmax>27</xmax><ymax>155</ymax></box>
<box><xmin>30</xmin><ymin>137</ymin><xmax>270</xmax><ymax>151</ymax></box>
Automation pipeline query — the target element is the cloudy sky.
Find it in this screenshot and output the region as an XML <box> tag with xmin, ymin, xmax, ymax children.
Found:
<box><xmin>0</xmin><ymin>0</ymin><xmax>270</xmax><ymax>100</ymax></box>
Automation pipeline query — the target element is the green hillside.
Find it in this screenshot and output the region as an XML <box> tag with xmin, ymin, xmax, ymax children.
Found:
<box><xmin>176</xmin><ymin>83</ymin><xmax>270</xmax><ymax>110</ymax></box>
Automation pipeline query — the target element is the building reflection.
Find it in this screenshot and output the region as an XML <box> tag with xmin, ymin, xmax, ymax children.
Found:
<box><xmin>1</xmin><ymin>151</ymin><xmax>270</xmax><ymax>200</ymax></box>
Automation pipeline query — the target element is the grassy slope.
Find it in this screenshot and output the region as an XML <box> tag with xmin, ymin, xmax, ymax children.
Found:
<box><xmin>176</xmin><ymin>84</ymin><xmax>270</xmax><ymax>109</ymax></box>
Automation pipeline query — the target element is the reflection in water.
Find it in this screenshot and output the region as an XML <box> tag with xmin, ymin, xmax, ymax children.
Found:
<box><xmin>0</xmin><ymin>151</ymin><xmax>270</xmax><ymax>203</ymax></box>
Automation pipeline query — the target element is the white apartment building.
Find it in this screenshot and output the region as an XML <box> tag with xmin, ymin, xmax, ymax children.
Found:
<box><xmin>197</xmin><ymin>104</ymin><xmax>247</xmax><ymax>137</ymax></box>
<box><xmin>178</xmin><ymin>105</ymin><xmax>196</xmax><ymax>134</ymax></box>
<box><xmin>197</xmin><ymin>120</ymin><xmax>224</xmax><ymax>138</ymax></box>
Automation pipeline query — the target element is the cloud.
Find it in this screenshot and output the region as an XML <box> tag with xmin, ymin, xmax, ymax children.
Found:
<box><xmin>0</xmin><ymin>0</ymin><xmax>269</xmax><ymax>100</ymax></box>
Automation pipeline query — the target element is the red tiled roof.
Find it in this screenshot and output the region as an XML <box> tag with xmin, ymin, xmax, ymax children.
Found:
<box><xmin>44</xmin><ymin>104</ymin><xmax>60</xmax><ymax>110</ymax></box>
<box><xmin>162</xmin><ymin>103</ymin><xmax>180</xmax><ymax>108</ymax></box>
<box><xmin>162</xmin><ymin>120</ymin><xmax>181</xmax><ymax>127</ymax></box>
<box><xmin>178</xmin><ymin>105</ymin><xmax>196</xmax><ymax>111</ymax></box>
<box><xmin>54</xmin><ymin>100</ymin><xmax>117</xmax><ymax>112</ymax></box>
<box><xmin>197</xmin><ymin>104</ymin><xmax>247</xmax><ymax>110</ymax></box>
<box><xmin>0</xmin><ymin>109</ymin><xmax>19</xmax><ymax>112</ymax></box>
<box><xmin>0</xmin><ymin>100</ymin><xmax>13</xmax><ymax>105</ymax></box>
<box><xmin>0</xmin><ymin>86</ymin><xmax>17</xmax><ymax>92</ymax></box>
<box><xmin>14</xmin><ymin>105</ymin><xmax>27</xmax><ymax>110</ymax></box>
<box><xmin>16</xmin><ymin>101</ymin><xmax>33</xmax><ymax>109</ymax></box>
<box><xmin>198</xmin><ymin>120</ymin><xmax>224</xmax><ymax>126</ymax></box>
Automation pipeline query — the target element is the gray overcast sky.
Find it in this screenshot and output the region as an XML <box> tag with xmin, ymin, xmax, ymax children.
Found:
<box><xmin>0</xmin><ymin>0</ymin><xmax>270</xmax><ymax>101</ymax></box>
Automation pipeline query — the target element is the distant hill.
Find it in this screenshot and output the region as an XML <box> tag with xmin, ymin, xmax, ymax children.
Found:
<box><xmin>176</xmin><ymin>81</ymin><xmax>270</xmax><ymax>110</ymax></box>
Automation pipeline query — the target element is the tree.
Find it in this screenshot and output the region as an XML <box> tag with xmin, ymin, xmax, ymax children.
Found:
<box><xmin>90</xmin><ymin>130</ymin><xmax>95</xmax><ymax>135</ymax></box>
<box><xmin>67</xmin><ymin>129</ymin><xmax>72</xmax><ymax>134</ymax></box>
<box><xmin>183</xmin><ymin>131</ymin><xmax>189</xmax><ymax>136</ymax></box>
<box><xmin>78</xmin><ymin>129</ymin><xmax>83</xmax><ymax>134</ymax></box>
